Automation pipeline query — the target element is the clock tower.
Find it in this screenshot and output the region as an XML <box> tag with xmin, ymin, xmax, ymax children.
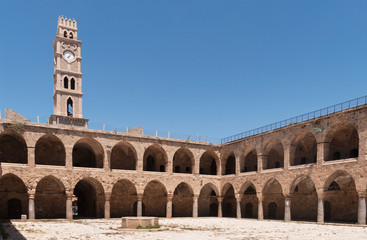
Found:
<box><xmin>49</xmin><ymin>16</ymin><xmax>88</xmax><ymax>128</ymax></box>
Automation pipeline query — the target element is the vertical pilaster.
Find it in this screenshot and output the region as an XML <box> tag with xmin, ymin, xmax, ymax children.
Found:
<box><xmin>104</xmin><ymin>193</ymin><xmax>111</xmax><ymax>219</ymax></box>
<box><xmin>317</xmin><ymin>190</ymin><xmax>324</xmax><ymax>223</ymax></box>
<box><xmin>192</xmin><ymin>195</ymin><xmax>199</xmax><ymax>218</ymax></box>
<box><xmin>104</xmin><ymin>148</ymin><xmax>111</xmax><ymax>171</ymax></box>
<box><xmin>66</xmin><ymin>192</ymin><xmax>73</xmax><ymax>220</ymax></box>
<box><xmin>317</xmin><ymin>142</ymin><xmax>326</xmax><ymax>166</ymax></box>
<box><xmin>137</xmin><ymin>194</ymin><xmax>143</xmax><ymax>217</ymax></box>
<box><xmin>65</xmin><ymin>146</ymin><xmax>73</xmax><ymax>170</ymax></box>
<box><xmin>28</xmin><ymin>192</ymin><xmax>35</xmax><ymax>220</ymax></box>
<box><xmin>236</xmin><ymin>194</ymin><xmax>242</xmax><ymax>219</ymax></box>
<box><xmin>283</xmin><ymin>146</ymin><xmax>290</xmax><ymax>170</ymax></box>
<box><xmin>257</xmin><ymin>193</ymin><xmax>263</xmax><ymax>220</ymax></box>
<box><xmin>358</xmin><ymin>192</ymin><xmax>366</xmax><ymax>225</ymax></box>
<box><xmin>284</xmin><ymin>197</ymin><xmax>291</xmax><ymax>221</ymax></box>
<box><xmin>28</xmin><ymin>147</ymin><xmax>35</xmax><ymax>168</ymax></box>
<box><xmin>217</xmin><ymin>196</ymin><xmax>223</xmax><ymax>217</ymax></box>
<box><xmin>166</xmin><ymin>194</ymin><xmax>173</xmax><ymax>218</ymax></box>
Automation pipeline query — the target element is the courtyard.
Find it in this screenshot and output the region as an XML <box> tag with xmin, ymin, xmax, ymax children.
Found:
<box><xmin>2</xmin><ymin>218</ymin><xmax>367</xmax><ymax>240</ymax></box>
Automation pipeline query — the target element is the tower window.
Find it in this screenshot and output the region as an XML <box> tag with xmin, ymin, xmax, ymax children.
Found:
<box><xmin>64</xmin><ymin>31</ymin><xmax>67</xmax><ymax>38</ymax></box>
<box><xmin>67</xmin><ymin>98</ymin><xmax>73</xmax><ymax>117</ymax></box>
<box><xmin>69</xmin><ymin>32</ymin><xmax>73</xmax><ymax>39</ymax></box>
<box><xmin>64</xmin><ymin>77</ymin><xmax>68</xmax><ymax>89</ymax></box>
<box><xmin>70</xmin><ymin>78</ymin><xmax>75</xmax><ymax>90</ymax></box>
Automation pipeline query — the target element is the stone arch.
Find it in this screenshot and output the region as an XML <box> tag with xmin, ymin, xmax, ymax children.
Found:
<box><xmin>0</xmin><ymin>173</ymin><xmax>28</xmax><ymax>219</ymax></box>
<box><xmin>263</xmin><ymin>139</ymin><xmax>284</xmax><ymax>170</ymax></box>
<box><xmin>72</xmin><ymin>137</ymin><xmax>104</xmax><ymax>168</ymax></box>
<box><xmin>35</xmin><ymin>134</ymin><xmax>66</xmax><ymax>166</ymax></box>
<box><xmin>198</xmin><ymin>183</ymin><xmax>219</xmax><ymax>217</ymax></box>
<box><xmin>240</xmin><ymin>145</ymin><xmax>258</xmax><ymax>173</ymax></box>
<box><xmin>173</xmin><ymin>148</ymin><xmax>194</xmax><ymax>174</ymax></box>
<box><xmin>262</xmin><ymin>178</ymin><xmax>284</xmax><ymax>220</ymax></box>
<box><xmin>290</xmin><ymin>131</ymin><xmax>317</xmax><ymax>166</ymax></box>
<box><xmin>222</xmin><ymin>150</ymin><xmax>236</xmax><ymax>175</ymax></box>
<box><xmin>222</xmin><ymin>183</ymin><xmax>236</xmax><ymax>217</ymax></box>
<box><xmin>323</xmin><ymin>170</ymin><xmax>358</xmax><ymax>223</ymax></box>
<box><xmin>73</xmin><ymin>177</ymin><xmax>105</xmax><ymax>218</ymax></box>
<box><xmin>239</xmin><ymin>182</ymin><xmax>258</xmax><ymax>219</ymax></box>
<box><xmin>172</xmin><ymin>182</ymin><xmax>194</xmax><ymax>217</ymax></box>
<box><xmin>0</xmin><ymin>129</ymin><xmax>27</xmax><ymax>164</ymax></box>
<box><xmin>35</xmin><ymin>175</ymin><xmax>66</xmax><ymax>219</ymax></box>
<box><xmin>199</xmin><ymin>150</ymin><xmax>219</xmax><ymax>175</ymax></box>
<box><xmin>143</xmin><ymin>144</ymin><xmax>168</xmax><ymax>172</ymax></box>
<box><xmin>142</xmin><ymin>180</ymin><xmax>167</xmax><ymax>217</ymax></box>
<box><xmin>110</xmin><ymin>179</ymin><xmax>137</xmax><ymax>217</ymax></box>
<box><xmin>110</xmin><ymin>141</ymin><xmax>137</xmax><ymax>170</ymax></box>
<box><xmin>324</xmin><ymin>121</ymin><xmax>359</xmax><ymax>161</ymax></box>
<box><xmin>290</xmin><ymin>175</ymin><xmax>317</xmax><ymax>221</ymax></box>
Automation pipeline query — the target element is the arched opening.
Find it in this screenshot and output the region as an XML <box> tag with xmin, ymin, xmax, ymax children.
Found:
<box><xmin>73</xmin><ymin>178</ymin><xmax>104</xmax><ymax>218</ymax></box>
<box><xmin>0</xmin><ymin>174</ymin><xmax>28</xmax><ymax>219</ymax></box>
<box><xmin>110</xmin><ymin>180</ymin><xmax>137</xmax><ymax>217</ymax></box>
<box><xmin>241</xmin><ymin>149</ymin><xmax>258</xmax><ymax>172</ymax></box>
<box><xmin>142</xmin><ymin>181</ymin><xmax>167</xmax><ymax>217</ymax></box>
<box><xmin>35</xmin><ymin>176</ymin><xmax>66</xmax><ymax>219</ymax></box>
<box><xmin>263</xmin><ymin>140</ymin><xmax>284</xmax><ymax>170</ymax></box>
<box><xmin>240</xmin><ymin>183</ymin><xmax>258</xmax><ymax>219</ymax></box>
<box><xmin>72</xmin><ymin>137</ymin><xmax>104</xmax><ymax>168</ymax></box>
<box><xmin>324</xmin><ymin>122</ymin><xmax>359</xmax><ymax>161</ymax></box>
<box><xmin>263</xmin><ymin>179</ymin><xmax>284</xmax><ymax>220</ymax></box>
<box><xmin>63</xmin><ymin>31</ymin><xmax>67</xmax><ymax>37</ymax></box>
<box><xmin>69</xmin><ymin>32</ymin><xmax>73</xmax><ymax>39</ymax></box>
<box><xmin>323</xmin><ymin>171</ymin><xmax>358</xmax><ymax>223</ymax></box>
<box><xmin>198</xmin><ymin>184</ymin><xmax>218</xmax><ymax>217</ymax></box>
<box><xmin>143</xmin><ymin>145</ymin><xmax>167</xmax><ymax>172</ymax></box>
<box><xmin>172</xmin><ymin>183</ymin><xmax>193</xmax><ymax>217</ymax></box>
<box><xmin>222</xmin><ymin>184</ymin><xmax>236</xmax><ymax>217</ymax></box>
<box><xmin>290</xmin><ymin>176</ymin><xmax>317</xmax><ymax>221</ymax></box>
<box><xmin>110</xmin><ymin>142</ymin><xmax>137</xmax><ymax>170</ymax></box>
<box><xmin>173</xmin><ymin>148</ymin><xmax>194</xmax><ymax>174</ymax></box>
<box><xmin>222</xmin><ymin>151</ymin><xmax>235</xmax><ymax>175</ymax></box>
<box><xmin>290</xmin><ymin>132</ymin><xmax>317</xmax><ymax>166</ymax></box>
<box><xmin>64</xmin><ymin>77</ymin><xmax>68</xmax><ymax>89</ymax></box>
<box><xmin>67</xmin><ymin>98</ymin><xmax>73</xmax><ymax>117</ymax></box>
<box><xmin>199</xmin><ymin>150</ymin><xmax>218</xmax><ymax>175</ymax></box>
<box><xmin>70</xmin><ymin>78</ymin><xmax>75</xmax><ymax>90</ymax></box>
<box><xmin>0</xmin><ymin>130</ymin><xmax>27</xmax><ymax>164</ymax></box>
<box><xmin>35</xmin><ymin>134</ymin><xmax>66</xmax><ymax>166</ymax></box>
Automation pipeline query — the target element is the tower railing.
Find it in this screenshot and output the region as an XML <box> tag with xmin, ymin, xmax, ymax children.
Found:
<box><xmin>221</xmin><ymin>95</ymin><xmax>367</xmax><ymax>144</ymax></box>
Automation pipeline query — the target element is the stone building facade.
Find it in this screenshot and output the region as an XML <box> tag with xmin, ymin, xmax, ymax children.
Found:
<box><xmin>0</xmin><ymin>17</ymin><xmax>366</xmax><ymax>225</ymax></box>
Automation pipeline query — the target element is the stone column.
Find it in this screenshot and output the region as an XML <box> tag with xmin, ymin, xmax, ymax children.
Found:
<box><xmin>104</xmin><ymin>193</ymin><xmax>111</xmax><ymax>219</ymax></box>
<box><xmin>192</xmin><ymin>195</ymin><xmax>199</xmax><ymax>218</ymax></box>
<box><xmin>217</xmin><ymin>196</ymin><xmax>223</xmax><ymax>217</ymax></box>
<box><xmin>236</xmin><ymin>194</ymin><xmax>242</xmax><ymax>219</ymax></box>
<box><xmin>257</xmin><ymin>194</ymin><xmax>263</xmax><ymax>220</ymax></box>
<box><xmin>358</xmin><ymin>193</ymin><xmax>366</xmax><ymax>225</ymax></box>
<box><xmin>66</xmin><ymin>193</ymin><xmax>73</xmax><ymax>220</ymax></box>
<box><xmin>166</xmin><ymin>194</ymin><xmax>173</xmax><ymax>218</ymax></box>
<box><xmin>28</xmin><ymin>192</ymin><xmax>35</xmax><ymax>220</ymax></box>
<box><xmin>137</xmin><ymin>194</ymin><xmax>143</xmax><ymax>217</ymax></box>
<box><xmin>284</xmin><ymin>197</ymin><xmax>291</xmax><ymax>221</ymax></box>
<box><xmin>317</xmin><ymin>191</ymin><xmax>324</xmax><ymax>223</ymax></box>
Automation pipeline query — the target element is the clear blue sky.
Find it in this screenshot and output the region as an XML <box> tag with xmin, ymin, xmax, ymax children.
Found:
<box><xmin>1</xmin><ymin>1</ymin><xmax>366</xmax><ymax>142</ymax></box>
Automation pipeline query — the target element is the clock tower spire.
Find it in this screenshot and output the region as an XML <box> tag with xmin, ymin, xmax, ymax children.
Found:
<box><xmin>49</xmin><ymin>16</ymin><xmax>88</xmax><ymax>128</ymax></box>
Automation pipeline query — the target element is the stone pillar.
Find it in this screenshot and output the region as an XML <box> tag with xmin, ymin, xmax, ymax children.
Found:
<box><xmin>259</xmin><ymin>155</ymin><xmax>267</xmax><ymax>172</ymax></box>
<box><xmin>235</xmin><ymin>153</ymin><xmax>240</xmax><ymax>176</ymax></box>
<box><xmin>317</xmin><ymin>142</ymin><xmax>326</xmax><ymax>166</ymax></box>
<box><xmin>28</xmin><ymin>192</ymin><xmax>35</xmax><ymax>220</ymax></box>
<box><xmin>358</xmin><ymin>193</ymin><xmax>366</xmax><ymax>225</ymax></box>
<box><xmin>236</xmin><ymin>194</ymin><xmax>242</xmax><ymax>219</ymax></box>
<box><xmin>166</xmin><ymin>194</ymin><xmax>173</xmax><ymax>218</ymax></box>
<box><xmin>283</xmin><ymin>146</ymin><xmax>290</xmax><ymax>170</ymax></box>
<box><xmin>66</xmin><ymin>193</ymin><xmax>73</xmax><ymax>220</ymax></box>
<box><xmin>104</xmin><ymin>193</ymin><xmax>111</xmax><ymax>219</ymax></box>
<box><xmin>104</xmin><ymin>149</ymin><xmax>111</xmax><ymax>171</ymax></box>
<box><xmin>137</xmin><ymin>194</ymin><xmax>143</xmax><ymax>217</ymax></box>
<box><xmin>27</xmin><ymin>147</ymin><xmax>35</xmax><ymax>168</ymax></box>
<box><xmin>257</xmin><ymin>194</ymin><xmax>263</xmax><ymax>220</ymax></box>
<box><xmin>192</xmin><ymin>195</ymin><xmax>199</xmax><ymax>218</ymax></box>
<box><xmin>284</xmin><ymin>197</ymin><xmax>291</xmax><ymax>221</ymax></box>
<box><xmin>217</xmin><ymin>196</ymin><xmax>223</xmax><ymax>217</ymax></box>
<box><xmin>317</xmin><ymin>191</ymin><xmax>324</xmax><ymax>223</ymax></box>
<box><xmin>65</xmin><ymin>146</ymin><xmax>73</xmax><ymax>170</ymax></box>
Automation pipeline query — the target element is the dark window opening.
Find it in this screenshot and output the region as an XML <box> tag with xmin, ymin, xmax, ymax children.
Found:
<box><xmin>69</xmin><ymin>32</ymin><xmax>73</xmax><ymax>39</ymax></box>
<box><xmin>268</xmin><ymin>202</ymin><xmax>277</xmax><ymax>219</ymax></box>
<box><xmin>146</xmin><ymin>155</ymin><xmax>155</xmax><ymax>171</ymax></box>
<box><xmin>64</xmin><ymin>77</ymin><xmax>68</xmax><ymax>89</ymax></box>
<box><xmin>350</xmin><ymin>149</ymin><xmax>358</xmax><ymax>158</ymax></box>
<box><xmin>244</xmin><ymin>186</ymin><xmax>256</xmax><ymax>195</ymax></box>
<box><xmin>64</xmin><ymin>31</ymin><xmax>67</xmax><ymax>37</ymax></box>
<box><xmin>328</xmin><ymin>181</ymin><xmax>341</xmax><ymax>191</ymax></box>
<box><xmin>210</xmin><ymin>160</ymin><xmax>217</xmax><ymax>175</ymax></box>
<box><xmin>294</xmin><ymin>186</ymin><xmax>299</xmax><ymax>193</ymax></box>
<box><xmin>159</xmin><ymin>165</ymin><xmax>165</xmax><ymax>172</ymax></box>
<box><xmin>185</xmin><ymin>167</ymin><xmax>191</xmax><ymax>173</ymax></box>
<box><xmin>332</xmin><ymin>152</ymin><xmax>341</xmax><ymax>160</ymax></box>
<box><xmin>71</xmin><ymin>78</ymin><xmax>75</xmax><ymax>90</ymax></box>
<box><xmin>174</xmin><ymin>166</ymin><xmax>180</xmax><ymax>173</ymax></box>
<box><xmin>67</xmin><ymin>98</ymin><xmax>73</xmax><ymax>117</ymax></box>
<box><xmin>245</xmin><ymin>203</ymin><xmax>253</xmax><ymax>218</ymax></box>
<box><xmin>210</xmin><ymin>190</ymin><xmax>216</xmax><ymax>196</ymax></box>
<box><xmin>275</xmin><ymin>161</ymin><xmax>280</xmax><ymax>168</ymax></box>
<box><xmin>324</xmin><ymin>201</ymin><xmax>331</xmax><ymax>221</ymax></box>
<box><xmin>300</xmin><ymin>157</ymin><xmax>306</xmax><ymax>164</ymax></box>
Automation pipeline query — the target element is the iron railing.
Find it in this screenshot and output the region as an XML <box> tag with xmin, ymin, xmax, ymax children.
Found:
<box><xmin>221</xmin><ymin>95</ymin><xmax>367</xmax><ymax>144</ymax></box>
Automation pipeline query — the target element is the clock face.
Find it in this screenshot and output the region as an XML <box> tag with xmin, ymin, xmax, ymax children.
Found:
<box><xmin>63</xmin><ymin>51</ymin><xmax>75</xmax><ymax>63</ymax></box>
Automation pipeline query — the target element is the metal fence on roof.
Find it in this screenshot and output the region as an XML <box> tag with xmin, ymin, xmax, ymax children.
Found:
<box><xmin>221</xmin><ymin>95</ymin><xmax>367</xmax><ymax>144</ymax></box>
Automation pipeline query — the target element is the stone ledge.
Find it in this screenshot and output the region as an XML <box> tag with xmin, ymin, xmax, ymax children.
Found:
<box><xmin>121</xmin><ymin>217</ymin><xmax>158</xmax><ymax>229</ymax></box>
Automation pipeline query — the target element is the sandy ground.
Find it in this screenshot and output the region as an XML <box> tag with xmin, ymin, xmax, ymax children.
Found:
<box><xmin>2</xmin><ymin>218</ymin><xmax>367</xmax><ymax>240</ymax></box>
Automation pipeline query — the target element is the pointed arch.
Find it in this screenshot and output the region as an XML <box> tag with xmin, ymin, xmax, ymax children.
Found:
<box><xmin>222</xmin><ymin>183</ymin><xmax>236</xmax><ymax>217</ymax></box>
<box><xmin>290</xmin><ymin>131</ymin><xmax>317</xmax><ymax>166</ymax></box>
<box><xmin>263</xmin><ymin>139</ymin><xmax>284</xmax><ymax>170</ymax></box>
<box><xmin>172</xmin><ymin>182</ymin><xmax>194</xmax><ymax>217</ymax></box>
<box><xmin>72</xmin><ymin>137</ymin><xmax>104</xmax><ymax>168</ymax></box>
<box><xmin>70</xmin><ymin>78</ymin><xmax>75</xmax><ymax>90</ymax></box>
<box><xmin>35</xmin><ymin>134</ymin><xmax>66</xmax><ymax>166</ymax></box>
<box><xmin>35</xmin><ymin>176</ymin><xmax>66</xmax><ymax>219</ymax></box>
<box><xmin>67</xmin><ymin>97</ymin><xmax>73</xmax><ymax>117</ymax></box>
<box><xmin>142</xmin><ymin>180</ymin><xmax>167</xmax><ymax>217</ymax></box>
<box><xmin>240</xmin><ymin>146</ymin><xmax>258</xmax><ymax>173</ymax></box>
<box><xmin>143</xmin><ymin>144</ymin><xmax>168</xmax><ymax>172</ymax></box>
<box><xmin>198</xmin><ymin>183</ymin><xmax>219</xmax><ymax>217</ymax></box>
<box><xmin>222</xmin><ymin>150</ymin><xmax>236</xmax><ymax>175</ymax></box>
<box><xmin>111</xmin><ymin>179</ymin><xmax>137</xmax><ymax>217</ymax></box>
<box><xmin>64</xmin><ymin>77</ymin><xmax>69</xmax><ymax>89</ymax></box>
<box><xmin>173</xmin><ymin>148</ymin><xmax>194</xmax><ymax>174</ymax></box>
<box><xmin>262</xmin><ymin>178</ymin><xmax>284</xmax><ymax>220</ymax></box>
<box><xmin>240</xmin><ymin>182</ymin><xmax>258</xmax><ymax>219</ymax></box>
<box><xmin>199</xmin><ymin>150</ymin><xmax>218</xmax><ymax>175</ymax></box>
<box><xmin>0</xmin><ymin>129</ymin><xmax>27</xmax><ymax>164</ymax></box>
<box><xmin>111</xmin><ymin>141</ymin><xmax>137</xmax><ymax>170</ymax></box>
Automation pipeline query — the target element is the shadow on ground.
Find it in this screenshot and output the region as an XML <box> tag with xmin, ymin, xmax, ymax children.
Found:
<box><xmin>0</xmin><ymin>220</ymin><xmax>26</xmax><ymax>240</ymax></box>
